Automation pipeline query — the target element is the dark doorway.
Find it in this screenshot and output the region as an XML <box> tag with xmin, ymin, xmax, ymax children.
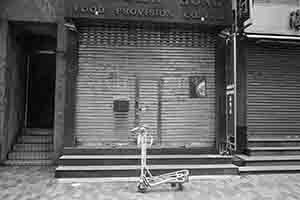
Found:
<box><xmin>13</xmin><ymin>23</ymin><xmax>58</xmax><ymax>130</ymax></box>
<box><xmin>2</xmin><ymin>22</ymin><xmax>57</xmax><ymax>165</ymax></box>
<box><xmin>26</xmin><ymin>53</ymin><xmax>56</xmax><ymax>128</ymax></box>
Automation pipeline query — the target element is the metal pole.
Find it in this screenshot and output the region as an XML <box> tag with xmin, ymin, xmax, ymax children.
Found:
<box><xmin>233</xmin><ymin>32</ymin><xmax>237</xmax><ymax>151</ymax></box>
<box><xmin>233</xmin><ymin>1</ymin><xmax>238</xmax><ymax>151</ymax></box>
<box><xmin>141</xmin><ymin>129</ymin><xmax>146</xmax><ymax>177</ymax></box>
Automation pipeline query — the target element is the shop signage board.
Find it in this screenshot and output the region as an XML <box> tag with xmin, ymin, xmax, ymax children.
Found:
<box><xmin>237</xmin><ymin>0</ymin><xmax>251</xmax><ymax>26</ymax></box>
<box><xmin>244</xmin><ymin>3</ymin><xmax>300</xmax><ymax>36</ymax></box>
<box><xmin>289</xmin><ymin>9</ymin><xmax>300</xmax><ymax>31</ymax></box>
<box><xmin>65</xmin><ymin>0</ymin><xmax>232</xmax><ymax>26</ymax></box>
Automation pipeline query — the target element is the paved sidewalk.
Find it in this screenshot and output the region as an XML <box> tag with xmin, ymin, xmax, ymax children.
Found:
<box><xmin>1</xmin><ymin>166</ymin><xmax>300</xmax><ymax>200</ymax></box>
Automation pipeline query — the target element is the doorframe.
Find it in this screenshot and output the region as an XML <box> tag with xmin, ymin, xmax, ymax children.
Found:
<box><xmin>24</xmin><ymin>55</ymin><xmax>30</xmax><ymax>128</ymax></box>
<box><xmin>54</xmin><ymin>20</ymin><xmax>67</xmax><ymax>161</ymax></box>
<box><xmin>215</xmin><ymin>37</ymin><xmax>227</xmax><ymax>153</ymax></box>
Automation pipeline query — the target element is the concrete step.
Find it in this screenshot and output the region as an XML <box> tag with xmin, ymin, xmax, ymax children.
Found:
<box><xmin>24</xmin><ymin>128</ymin><xmax>53</xmax><ymax>136</ymax></box>
<box><xmin>248</xmin><ymin>138</ymin><xmax>300</xmax><ymax>147</ymax></box>
<box><xmin>239</xmin><ymin>165</ymin><xmax>300</xmax><ymax>174</ymax></box>
<box><xmin>4</xmin><ymin>159</ymin><xmax>53</xmax><ymax>166</ymax></box>
<box><xmin>13</xmin><ymin>143</ymin><xmax>53</xmax><ymax>152</ymax></box>
<box><xmin>18</xmin><ymin>135</ymin><xmax>53</xmax><ymax>144</ymax></box>
<box><xmin>8</xmin><ymin>152</ymin><xmax>53</xmax><ymax>160</ymax></box>
<box><xmin>235</xmin><ymin>154</ymin><xmax>300</xmax><ymax>166</ymax></box>
<box><xmin>62</xmin><ymin>147</ymin><xmax>216</xmax><ymax>155</ymax></box>
<box><xmin>58</xmin><ymin>154</ymin><xmax>233</xmax><ymax>166</ymax></box>
<box><xmin>246</xmin><ymin>147</ymin><xmax>300</xmax><ymax>156</ymax></box>
<box><xmin>55</xmin><ymin>164</ymin><xmax>238</xmax><ymax>178</ymax></box>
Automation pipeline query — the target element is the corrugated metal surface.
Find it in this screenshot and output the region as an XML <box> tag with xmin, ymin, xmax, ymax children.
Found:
<box><xmin>75</xmin><ymin>22</ymin><xmax>216</xmax><ymax>147</ymax></box>
<box><xmin>161</xmin><ymin>76</ymin><xmax>216</xmax><ymax>147</ymax></box>
<box><xmin>138</xmin><ymin>79</ymin><xmax>159</xmax><ymax>144</ymax></box>
<box><xmin>247</xmin><ymin>44</ymin><xmax>300</xmax><ymax>138</ymax></box>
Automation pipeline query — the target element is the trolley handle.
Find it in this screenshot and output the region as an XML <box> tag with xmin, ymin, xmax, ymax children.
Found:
<box><xmin>131</xmin><ymin>126</ymin><xmax>141</xmax><ymax>133</ymax></box>
<box><xmin>131</xmin><ymin>125</ymin><xmax>153</xmax><ymax>146</ymax></box>
<box><xmin>131</xmin><ymin>124</ymin><xmax>150</xmax><ymax>133</ymax></box>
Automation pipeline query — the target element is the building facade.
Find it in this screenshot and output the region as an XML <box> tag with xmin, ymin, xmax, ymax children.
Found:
<box><xmin>1</xmin><ymin>0</ymin><xmax>300</xmax><ymax>175</ymax></box>
<box><xmin>244</xmin><ymin>0</ymin><xmax>300</xmax><ymax>142</ymax></box>
<box><xmin>234</xmin><ymin>0</ymin><xmax>300</xmax><ymax>172</ymax></box>
<box><xmin>0</xmin><ymin>0</ymin><xmax>233</xmax><ymax>166</ymax></box>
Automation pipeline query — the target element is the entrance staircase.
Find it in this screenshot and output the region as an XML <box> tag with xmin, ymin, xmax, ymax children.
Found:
<box><xmin>5</xmin><ymin>129</ymin><xmax>53</xmax><ymax>165</ymax></box>
<box><xmin>55</xmin><ymin>147</ymin><xmax>238</xmax><ymax>178</ymax></box>
<box><xmin>235</xmin><ymin>136</ymin><xmax>300</xmax><ymax>174</ymax></box>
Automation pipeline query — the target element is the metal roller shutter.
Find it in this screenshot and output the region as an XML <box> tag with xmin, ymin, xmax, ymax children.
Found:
<box><xmin>247</xmin><ymin>44</ymin><xmax>300</xmax><ymax>138</ymax></box>
<box><xmin>75</xmin><ymin>21</ymin><xmax>216</xmax><ymax>147</ymax></box>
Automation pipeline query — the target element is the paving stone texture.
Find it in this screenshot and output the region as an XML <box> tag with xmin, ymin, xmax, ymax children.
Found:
<box><xmin>1</xmin><ymin>166</ymin><xmax>300</xmax><ymax>200</ymax></box>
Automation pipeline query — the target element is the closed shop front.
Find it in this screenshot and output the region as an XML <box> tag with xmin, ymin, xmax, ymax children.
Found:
<box><xmin>74</xmin><ymin>21</ymin><xmax>217</xmax><ymax>148</ymax></box>
<box><xmin>247</xmin><ymin>43</ymin><xmax>300</xmax><ymax>138</ymax></box>
<box><xmin>0</xmin><ymin>0</ymin><xmax>233</xmax><ymax>164</ymax></box>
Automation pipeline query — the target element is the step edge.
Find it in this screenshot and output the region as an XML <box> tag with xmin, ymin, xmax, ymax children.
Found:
<box><xmin>56</xmin><ymin>164</ymin><xmax>238</xmax><ymax>171</ymax></box>
<box><xmin>21</xmin><ymin>135</ymin><xmax>53</xmax><ymax>138</ymax></box>
<box><xmin>9</xmin><ymin>151</ymin><xmax>53</xmax><ymax>154</ymax></box>
<box><xmin>56</xmin><ymin>175</ymin><xmax>238</xmax><ymax>182</ymax></box>
<box><xmin>62</xmin><ymin>147</ymin><xmax>216</xmax><ymax>150</ymax></box>
<box><xmin>5</xmin><ymin>160</ymin><xmax>53</xmax><ymax>162</ymax></box>
<box><xmin>239</xmin><ymin>165</ymin><xmax>300</xmax><ymax>172</ymax></box>
<box><xmin>236</xmin><ymin>155</ymin><xmax>300</xmax><ymax>161</ymax></box>
<box><xmin>59</xmin><ymin>155</ymin><xmax>232</xmax><ymax>160</ymax></box>
<box><xmin>249</xmin><ymin>138</ymin><xmax>300</xmax><ymax>142</ymax></box>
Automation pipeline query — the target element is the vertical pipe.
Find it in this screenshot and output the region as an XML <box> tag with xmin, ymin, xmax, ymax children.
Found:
<box><xmin>141</xmin><ymin>130</ymin><xmax>146</xmax><ymax>177</ymax></box>
<box><xmin>135</xmin><ymin>76</ymin><xmax>140</xmax><ymax>127</ymax></box>
<box><xmin>233</xmin><ymin>32</ymin><xmax>237</xmax><ymax>151</ymax></box>
<box><xmin>157</xmin><ymin>79</ymin><xmax>162</xmax><ymax>145</ymax></box>
<box><xmin>233</xmin><ymin>0</ymin><xmax>238</xmax><ymax>151</ymax></box>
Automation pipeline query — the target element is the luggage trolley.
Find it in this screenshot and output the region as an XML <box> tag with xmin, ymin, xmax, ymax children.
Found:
<box><xmin>131</xmin><ymin>125</ymin><xmax>189</xmax><ymax>193</ymax></box>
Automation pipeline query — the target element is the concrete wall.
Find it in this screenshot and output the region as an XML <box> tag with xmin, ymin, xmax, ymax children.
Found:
<box><xmin>0</xmin><ymin>0</ymin><xmax>64</xmax><ymax>161</ymax></box>
<box><xmin>0</xmin><ymin>19</ymin><xmax>8</xmax><ymax>162</ymax></box>
<box><xmin>6</xmin><ymin>27</ymin><xmax>26</xmax><ymax>155</ymax></box>
<box><xmin>0</xmin><ymin>0</ymin><xmax>64</xmax><ymax>22</ymax></box>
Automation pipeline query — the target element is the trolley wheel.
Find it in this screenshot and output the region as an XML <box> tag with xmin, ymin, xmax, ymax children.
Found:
<box><xmin>137</xmin><ymin>182</ymin><xmax>147</xmax><ymax>193</ymax></box>
<box><xmin>177</xmin><ymin>183</ymin><xmax>184</xmax><ymax>191</ymax></box>
<box><xmin>170</xmin><ymin>183</ymin><xmax>177</xmax><ymax>188</ymax></box>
